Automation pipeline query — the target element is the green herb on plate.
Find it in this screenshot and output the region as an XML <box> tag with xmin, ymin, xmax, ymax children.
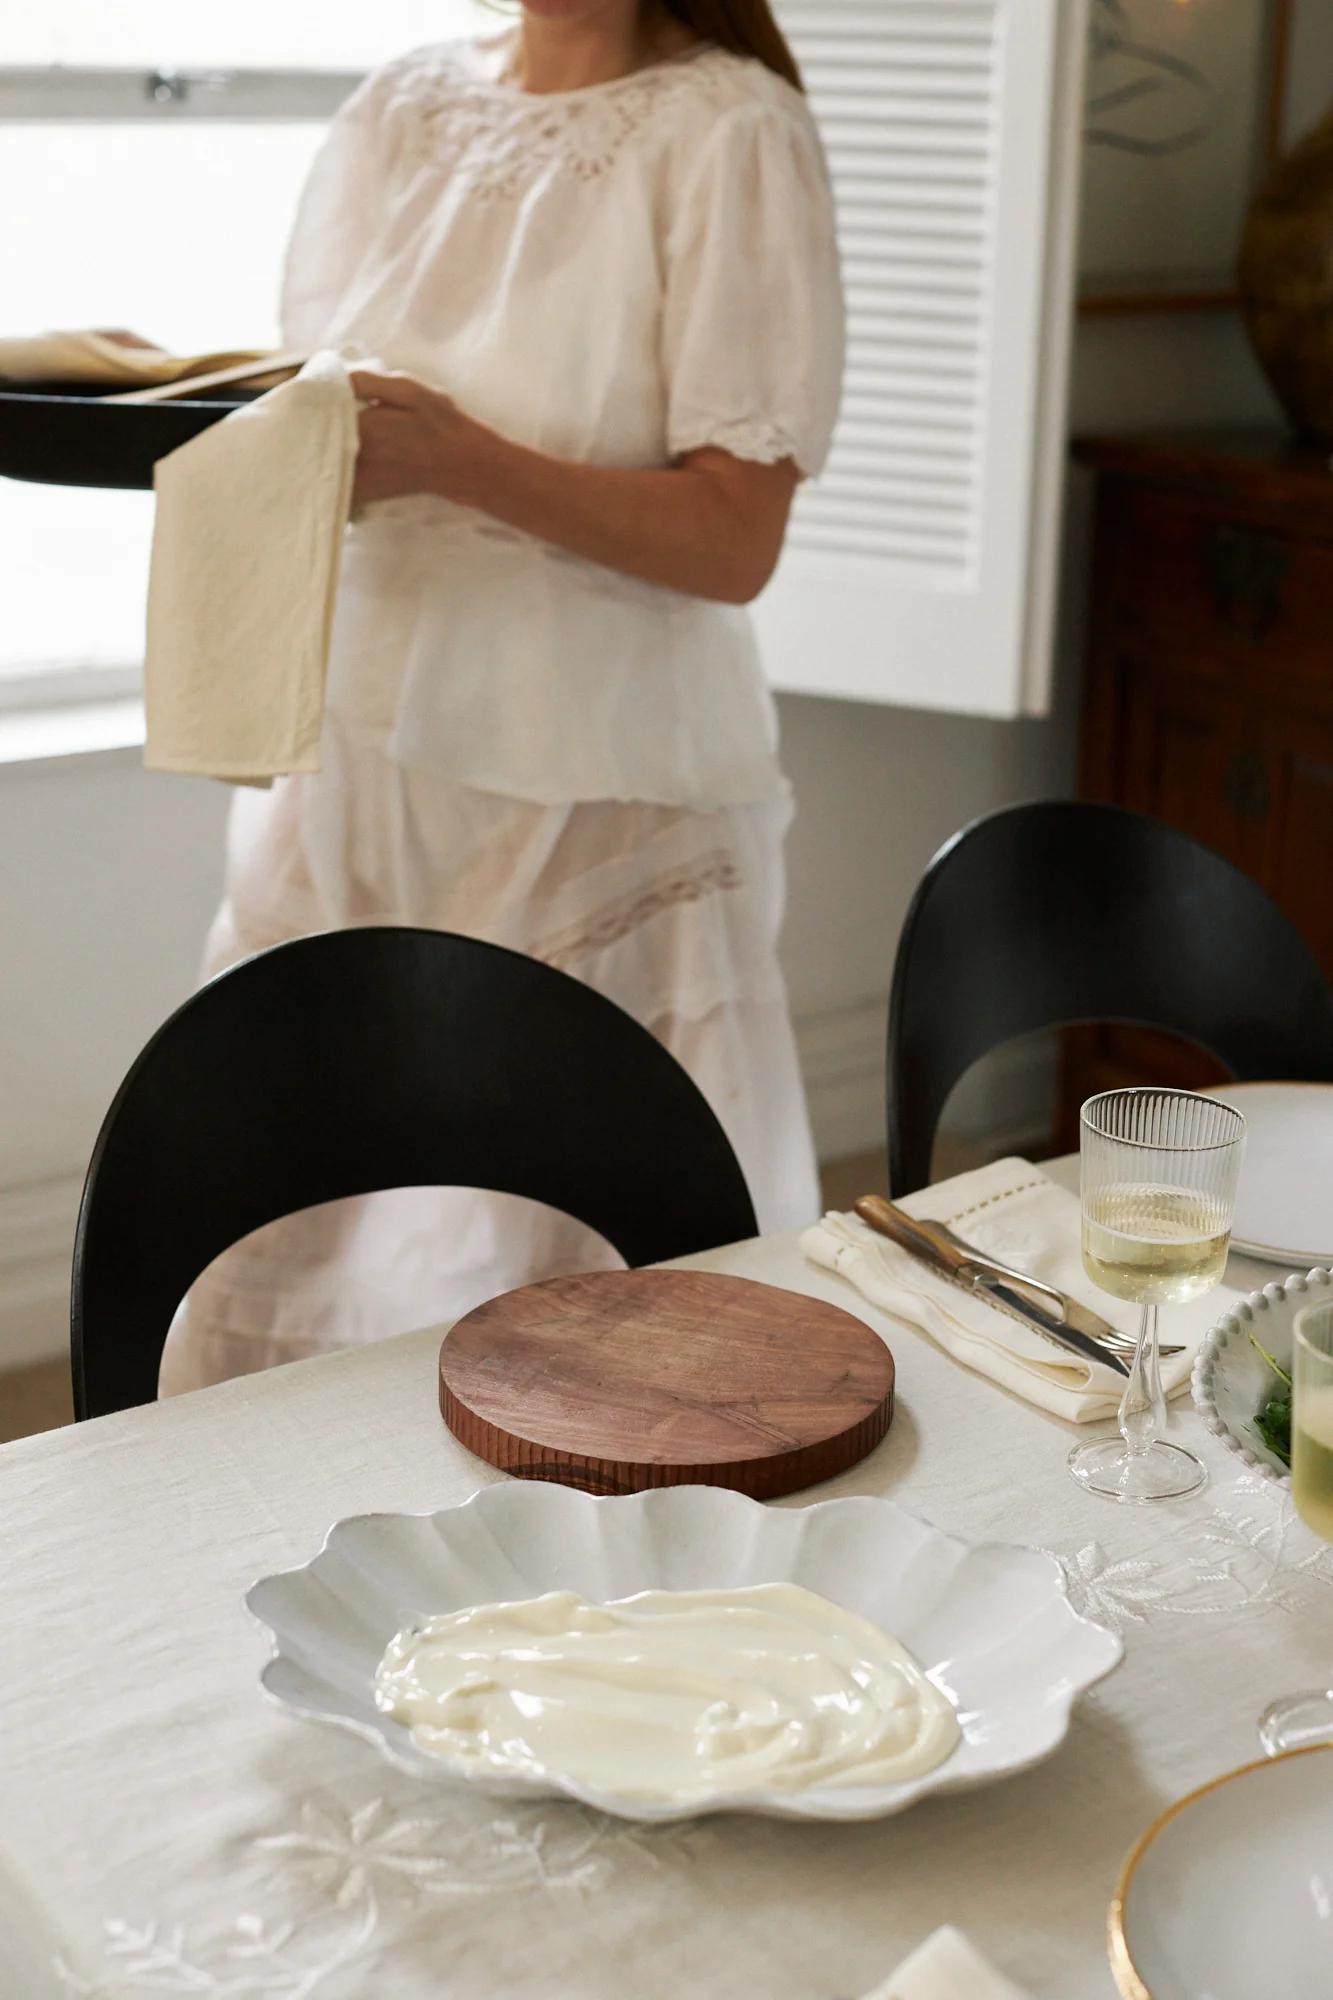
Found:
<box><xmin>1249</xmin><ymin>1334</ymin><xmax>1292</xmax><ymax>1468</ymax></box>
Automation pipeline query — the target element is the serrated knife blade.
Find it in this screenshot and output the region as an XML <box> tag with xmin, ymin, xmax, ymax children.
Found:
<box><xmin>967</xmin><ymin>1274</ymin><xmax>1131</xmax><ymax>1379</ymax></box>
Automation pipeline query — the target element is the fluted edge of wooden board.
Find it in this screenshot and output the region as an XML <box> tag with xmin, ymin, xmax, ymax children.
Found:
<box><xmin>438</xmin><ymin>1268</ymin><xmax>895</xmax><ymax>1500</ymax></box>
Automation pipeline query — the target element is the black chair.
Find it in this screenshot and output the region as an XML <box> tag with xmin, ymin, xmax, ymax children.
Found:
<box><xmin>887</xmin><ymin>800</ymin><xmax>1333</xmax><ymax>1195</ymax></box>
<box><xmin>72</xmin><ymin>927</ymin><xmax>758</xmax><ymax>1420</ymax></box>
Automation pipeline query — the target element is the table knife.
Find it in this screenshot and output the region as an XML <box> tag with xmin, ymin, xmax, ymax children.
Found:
<box><xmin>919</xmin><ymin>1214</ymin><xmax>1184</xmax><ymax>1356</ymax></box>
<box><xmin>852</xmin><ymin>1195</ymin><xmax>1180</xmax><ymax>1354</ymax></box>
<box><xmin>854</xmin><ymin>1195</ymin><xmax>1132</xmax><ymax>1379</ymax></box>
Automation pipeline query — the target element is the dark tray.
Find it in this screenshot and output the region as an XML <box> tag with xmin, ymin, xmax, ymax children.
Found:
<box><xmin>0</xmin><ymin>381</ymin><xmax>262</xmax><ymax>490</ymax></box>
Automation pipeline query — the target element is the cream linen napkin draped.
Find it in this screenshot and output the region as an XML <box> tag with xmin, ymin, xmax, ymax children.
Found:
<box><xmin>0</xmin><ymin>328</ymin><xmax>272</xmax><ymax>386</ymax></box>
<box><xmin>802</xmin><ymin>1156</ymin><xmax>1237</xmax><ymax>1423</ymax></box>
<box><xmin>143</xmin><ymin>351</ymin><xmax>357</xmax><ymax>785</ymax></box>
<box><xmin>860</xmin><ymin>1926</ymin><xmax>1034</xmax><ymax>2000</ymax></box>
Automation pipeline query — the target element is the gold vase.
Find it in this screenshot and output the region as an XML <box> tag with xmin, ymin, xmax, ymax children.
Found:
<box><xmin>1239</xmin><ymin>99</ymin><xmax>1333</xmax><ymax>444</ymax></box>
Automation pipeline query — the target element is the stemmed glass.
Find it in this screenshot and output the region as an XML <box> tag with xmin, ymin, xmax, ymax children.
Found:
<box><xmin>1258</xmin><ymin>1299</ymin><xmax>1333</xmax><ymax>1753</ymax></box>
<box><xmin>1068</xmin><ymin>1089</ymin><xmax>1246</xmax><ymax>1504</ymax></box>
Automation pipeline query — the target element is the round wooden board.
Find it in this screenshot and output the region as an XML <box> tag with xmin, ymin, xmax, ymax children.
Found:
<box><xmin>438</xmin><ymin>1268</ymin><xmax>895</xmax><ymax>1499</ymax></box>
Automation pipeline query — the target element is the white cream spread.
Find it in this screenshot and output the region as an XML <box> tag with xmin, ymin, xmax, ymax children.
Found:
<box><xmin>373</xmin><ymin>1582</ymin><xmax>960</xmax><ymax>1804</ymax></box>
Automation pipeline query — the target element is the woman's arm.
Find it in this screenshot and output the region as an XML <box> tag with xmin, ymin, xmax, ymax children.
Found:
<box><xmin>350</xmin><ymin>368</ymin><xmax>797</xmax><ymax>606</ymax></box>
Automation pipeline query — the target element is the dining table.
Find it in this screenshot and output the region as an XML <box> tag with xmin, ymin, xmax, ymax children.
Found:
<box><xmin>2</xmin><ymin>1157</ymin><xmax>1330</xmax><ymax>2000</ymax></box>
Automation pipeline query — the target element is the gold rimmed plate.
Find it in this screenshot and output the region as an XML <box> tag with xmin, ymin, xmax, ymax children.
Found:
<box><xmin>1108</xmin><ymin>1745</ymin><xmax>1333</xmax><ymax>1998</ymax></box>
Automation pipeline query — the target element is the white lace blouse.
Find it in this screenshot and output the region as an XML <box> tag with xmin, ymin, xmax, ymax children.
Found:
<box><xmin>281</xmin><ymin>33</ymin><xmax>844</xmax><ymax>807</ymax></box>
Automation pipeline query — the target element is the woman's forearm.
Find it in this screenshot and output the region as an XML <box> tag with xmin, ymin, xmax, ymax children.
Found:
<box><xmin>350</xmin><ymin>368</ymin><xmax>797</xmax><ymax>606</ymax></box>
<box><xmin>448</xmin><ymin>433</ymin><xmax>796</xmax><ymax>605</ymax></box>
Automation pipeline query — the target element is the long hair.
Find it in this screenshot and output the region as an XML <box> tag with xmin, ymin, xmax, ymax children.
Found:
<box><xmin>660</xmin><ymin>1</ymin><xmax>804</xmax><ymax>91</ymax></box>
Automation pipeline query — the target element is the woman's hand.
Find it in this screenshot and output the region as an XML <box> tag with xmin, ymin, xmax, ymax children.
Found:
<box><xmin>349</xmin><ymin>368</ymin><xmax>497</xmax><ymax>510</ymax></box>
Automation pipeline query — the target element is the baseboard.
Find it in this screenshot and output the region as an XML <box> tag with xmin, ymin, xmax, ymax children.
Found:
<box><xmin>0</xmin><ymin>1172</ymin><xmax>80</xmax><ymax>1369</ymax></box>
<box><xmin>945</xmin><ymin>1031</ymin><xmax>1059</xmax><ymax>1162</ymax></box>
<box><xmin>796</xmin><ymin>1001</ymin><xmax>886</xmax><ymax>1162</ymax></box>
<box><xmin>797</xmin><ymin>1002</ymin><xmax>1057</xmax><ymax>1169</ymax></box>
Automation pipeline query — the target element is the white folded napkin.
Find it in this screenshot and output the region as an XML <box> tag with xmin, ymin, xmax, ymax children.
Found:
<box><xmin>859</xmin><ymin>1926</ymin><xmax>1033</xmax><ymax>1999</ymax></box>
<box><xmin>144</xmin><ymin>350</ymin><xmax>358</xmax><ymax>785</ymax></box>
<box><xmin>802</xmin><ymin>1157</ymin><xmax>1237</xmax><ymax>1423</ymax></box>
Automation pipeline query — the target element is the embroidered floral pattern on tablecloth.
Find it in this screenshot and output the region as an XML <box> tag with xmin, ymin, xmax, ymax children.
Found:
<box><xmin>57</xmin><ymin>1793</ymin><xmax>701</xmax><ymax>1998</ymax></box>
<box><xmin>1049</xmin><ymin>1472</ymin><xmax>1333</xmax><ymax>1632</ymax></box>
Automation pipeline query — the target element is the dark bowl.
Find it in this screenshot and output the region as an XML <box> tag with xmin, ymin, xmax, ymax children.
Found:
<box><xmin>0</xmin><ymin>380</ymin><xmax>263</xmax><ymax>490</ymax></box>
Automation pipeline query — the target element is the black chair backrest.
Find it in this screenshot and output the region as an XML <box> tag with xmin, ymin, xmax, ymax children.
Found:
<box><xmin>72</xmin><ymin>927</ymin><xmax>757</xmax><ymax>1419</ymax></box>
<box><xmin>887</xmin><ymin>801</ymin><xmax>1333</xmax><ymax>1195</ymax></box>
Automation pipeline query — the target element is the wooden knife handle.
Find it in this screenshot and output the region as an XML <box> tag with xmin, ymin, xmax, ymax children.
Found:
<box><xmin>853</xmin><ymin>1196</ymin><xmax>974</xmax><ymax>1278</ymax></box>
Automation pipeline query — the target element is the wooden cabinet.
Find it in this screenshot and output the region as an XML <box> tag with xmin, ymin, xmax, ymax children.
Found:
<box><xmin>1060</xmin><ymin>430</ymin><xmax>1333</xmax><ymax>1141</ymax></box>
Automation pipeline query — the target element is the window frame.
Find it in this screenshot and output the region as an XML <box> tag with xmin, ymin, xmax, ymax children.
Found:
<box><xmin>0</xmin><ymin>66</ymin><xmax>360</xmax><ymax>122</ymax></box>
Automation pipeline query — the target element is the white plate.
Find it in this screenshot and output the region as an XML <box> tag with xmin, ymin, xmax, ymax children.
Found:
<box><xmin>1108</xmin><ymin>1747</ymin><xmax>1333</xmax><ymax>1999</ymax></box>
<box><xmin>245</xmin><ymin>1483</ymin><xmax>1122</xmax><ymax>1823</ymax></box>
<box><xmin>1207</xmin><ymin>1083</ymin><xmax>1333</xmax><ymax>1266</ymax></box>
<box><xmin>1191</xmin><ymin>1266</ymin><xmax>1332</xmax><ymax>1485</ymax></box>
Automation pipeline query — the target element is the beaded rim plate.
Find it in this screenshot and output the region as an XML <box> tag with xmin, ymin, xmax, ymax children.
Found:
<box><xmin>1191</xmin><ymin>1266</ymin><xmax>1333</xmax><ymax>1485</ymax></box>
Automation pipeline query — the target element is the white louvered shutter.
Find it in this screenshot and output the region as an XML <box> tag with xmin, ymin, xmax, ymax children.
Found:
<box><xmin>759</xmin><ymin>0</ymin><xmax>1088</xmax><ymax>717</ymax></box>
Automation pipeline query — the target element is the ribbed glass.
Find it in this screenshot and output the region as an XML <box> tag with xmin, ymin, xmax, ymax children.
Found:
<box><xmin>1081</xmin><ymin>1088</ymin><xmax>1247</xmax><ymax>1215</ymax></box>
<box><xmin>1069</xmin><ymin>1088</ymin><xmax>1246</xmax><ymax>1507</ymax></box>
<box><xmin>1258</xmin><ymin>1297</ymin><xmax>1333</xmax><ymax>1751</ymax></box>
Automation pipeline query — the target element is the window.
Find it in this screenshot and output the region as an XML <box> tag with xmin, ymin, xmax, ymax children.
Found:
<box><xmin>0</xmin><ymin>3</ymin><xmax>490</xmax><ymax>695</ymax></box>
<box><xmin>2</xmin><ymin>1</ymin><xmax>1087</xmax><ymax>720</ymax></box>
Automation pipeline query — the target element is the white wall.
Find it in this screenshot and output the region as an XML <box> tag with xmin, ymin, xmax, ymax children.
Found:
<box><xmin>0</xmin><ymin>762</ymin><xmax>226</xmax><ymax>1185</ymax></box>
<box><xmin>0</xmin><ymin>759</ymin><xmax>228</xmax><ymax>1361</ymax></box>
<box><xmin>2</xmin><ymin>6</ymin><xmax>1328</xmax><ymax>1367</ymax></box>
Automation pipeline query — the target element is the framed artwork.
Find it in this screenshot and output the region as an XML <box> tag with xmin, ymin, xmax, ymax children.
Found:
<box><xmin>1079</xmin><ymin>0</ymin><xmax>1293</xmax><ymax>313</ymax></box>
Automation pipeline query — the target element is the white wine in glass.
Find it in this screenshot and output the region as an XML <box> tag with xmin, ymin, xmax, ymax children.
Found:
<box><xmin>1260</xmin><ymin>1301</ymin><xmax>1333</xmax><ymax>1754</ymax></box>
<box><xmin>1293</xmin><ymin>1376</ymin><xmax>1333</xmax><ymax>1543</ymax></box>
<box><xmin>1081</xmin><ymin>1183</ymin><xmax>1231</xmax><ymax>1304</ymax></box>
<box><xmin>1068</xmin><ymin>1089</ymin><xmax>1246</xmax><ymax>1505</ymax></box>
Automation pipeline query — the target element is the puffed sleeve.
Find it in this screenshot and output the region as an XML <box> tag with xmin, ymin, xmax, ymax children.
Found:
<box><xmin>662</xmin><ymin>100</ymin><xmax>844</xmax><ymax>478</ymax></box>
<box><xmin>279</xmin><ymin>60</ymin><xmax>411</xmax><ymax>349</ymax></box>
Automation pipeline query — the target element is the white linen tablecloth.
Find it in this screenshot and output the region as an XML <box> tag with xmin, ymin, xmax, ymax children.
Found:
<box><xmin>1</xmin><ymin>1185</ymin><xmax>1330</xmax><ymax>2000</ymax></box>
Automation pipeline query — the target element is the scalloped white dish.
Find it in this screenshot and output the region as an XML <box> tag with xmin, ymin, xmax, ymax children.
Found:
<box><xmin>1191</xmin><ymin>1267</ymin><xmax>1332</xmax><ymax>1485</ymax></box>
<box><xmin>246</xmin><ymin>1483</ymin><xmax>1122</xmax><ymax>1823</ymax></box>
<box><xmin>1109</xmin><ymin>1748</ymin><xmax>1333</xmax><ymax>1999</ymax></box>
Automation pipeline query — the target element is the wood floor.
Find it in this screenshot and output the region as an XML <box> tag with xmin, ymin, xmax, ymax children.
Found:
<box><xmin>0</xmin><ymin>1145</ymin><xmax>962</xmax><ymax>1446</ymax></box>
<box><xmin>0</xmin><ymin>1356</ymin><xmax>73</xmax><ymax>1444</ymax></box>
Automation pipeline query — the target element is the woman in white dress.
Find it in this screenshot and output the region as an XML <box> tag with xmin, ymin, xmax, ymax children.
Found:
<box><xmin>158</xmin><ymin>0</ymin><xmax>844</xmax><ymax>1394</ymax></box>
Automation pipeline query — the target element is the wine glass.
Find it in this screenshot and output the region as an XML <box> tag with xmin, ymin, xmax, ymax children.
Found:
<box><xmin>1068</xmin><ymin>1088</ymin><xmax>1246</xmax><ymax>1504</ymax></box>
<box><xmin>1258</xmin><ymin>1298</ymin><xmax>1333</xmax><ymax>1754</ymax></box>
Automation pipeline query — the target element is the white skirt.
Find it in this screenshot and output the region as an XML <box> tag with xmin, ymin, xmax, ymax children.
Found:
<box><xmin>157</xmin><ymin>720</ymin><xmax>818</xmax><ymax>1395</ymax></box>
